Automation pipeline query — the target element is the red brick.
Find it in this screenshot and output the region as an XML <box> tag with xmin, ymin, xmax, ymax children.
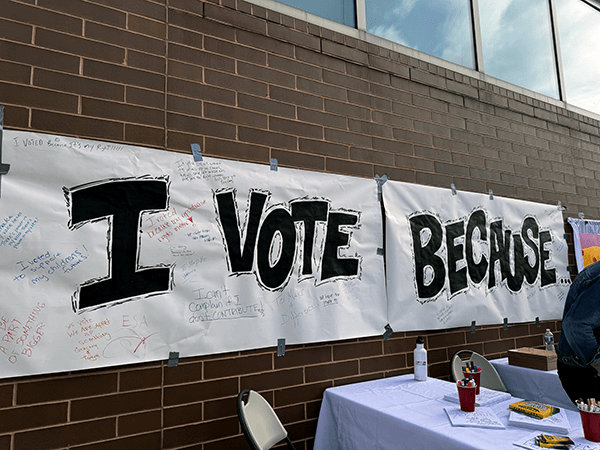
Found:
<box><xmin>270</xmin><ymin>149</ymin><xmax>325</xmax><ymax>172</ymax></box>
<box><xmin>82</xmin><ymin>98</ymin><xmax>164</xmax><ymax>127</ymax></box>
<box><xmin>126</xmin><ymin>86</ymin><xmax>165</xmax><ymax>109</ymax></box>
<box><xmin>394</xmin><ymin>128</ymin><xmax>433</xmax><ymax>147</ymax></box>
<box><xmin>0</xmin><ymin>402</ymin><xmax>67</xmax><ymax>433</ymax></box>
<box><xmin>128</xmin><ymin>15</ymin><xmax>166</xmax><ymax>39</ymax></box>
<box><xmin>69</xmin><ymin>432</ymin><xmax>163</xmax><ymax>450</ymax></box>
<box><xmin>31</xmin><ymin>109</ymin><xmax>125</xmax><ymax>140</ymax></box>
<box><xmin>125</xmin><ymin>124</ymin><xmax>165</xmax><ymax>147</ymax></box>
<box><xmin>350</xmin><ymin>147</ymin><xmax>394</xmax><ymax>165</ymax></box>
<box><xmin>117</xmin><ymin>410</ymin><xmax>162</xmax><ymax>436</ymax></box>
<box><xmin>322</xmin><ymin>39</ymin><xmax>368</xmax><ymax>66</ymax></box>
<box><xmin>297</xmin><ymin>77</ymin><xmax>346</xmax><ymax>101</ymax></box>
<box><xmin>236</xmin><ymin>28</ymin><xmax>294</xmax><ymax>58</ymax></box>
<box><xmin>267</xmin><ymin>21</ymin><xmax>320</xmax><ymax>51</ymax></box>
<box><xmin>71</xmin><ymin>389</ymin><xmax>162</xmax><ymax>421</ymax></box>
<box><xmin>361</xmin><ymin>354</ymin><xmax>406</xmax><ymax>373</ymax></box>
<box><xmin>348</xmin><ymin>90</ymin><xmax>389</xmax><ymax>111</ymax></box>
<box><xmin>0</xmin><ymin>17</ymin><xmax>32</xmax><ymax>43</ymax></box>
<box><xmin>296</xmin><ymin>47</ymin><xmax>346</xmax><ymax>73</ymax></box>
<box><xmin>238</xmin><ymin>61</ymin><xmax>295</xmax><ymax>88</ymax></box>
<box><xmin>305</xmin><ymin>361</ymin><xmax>358</xmax><ymax>382</ymax></box>
<box><xmin>0</xmin><ymin>40</ymin><xmax>80</xmax><ymax>73</ymax></box>
<box><xmin>348</xmin><ymin>119</ymin><xmax>392</xmax><ymax>139</ymax></box>
<box><xmin>205</xmin><ymin>3</ymin><xmax>266</xmax><ymax>35</ymax></box>
<box><xmin>119</xmin><ymin>366</ymin><xmax>162</xmax><ymax>391</ymax></box>
<box><xmin>324</xmin><ymin>128</ymin><xmax>372</xmax><ymax>148</ymax></box>
<box><xmin>38</xmin><ymin>0</ymin><xmax>126</xmax><ymax>27</ymax></box>
<box><xmin>164</xmin><ymin>378</ymin><xmax>238</xmax><ymax>407</ymax></box>
<box><xmin>325</xmin><ymin>99</ymin><xmax>370</xmax><ymax>121</ymax></box>
<box><xmin>36</xmin><ymin>28</ymin><xmax>124</xmax><ymax>63</ymax></box>
<box><xmin>373</xmin><ymin>136</ymin><xmax>412</xmax><ymax>155</ymax></box>
<box><xmin>127</xmin><ymin>50</ymin><xmax>166</xmax><ymax>73</ymax></box>
<box><xmin>169</xmin><ymin>0</ymin><xmax>204</xmax><ymax>16</ymax></box>
<box><xmin>238</xmin><ymin>93</ymin><xmax>295</xmax><ymax>119</ymax></box>
<box><xmin>203</xmin><ymin>137</ymin><xmax>270</xmax><ymax>163</ymax></box>
<box><xmin>0</xmin><ymin>60</ymin><xmax>31</xmax><ymax>84</ymax></box>
<box><xmin>326</xmin><ymin>157</ymin><xmax>373</xmax><ymax>177</ymax></box>
<box><xmin>205</xmin><ymin>70</ymin><xmax>268</xmax><ymax>97</ymax></box>
<box><xmin>239</xmin><ymin>126</ymin><xmax>297</xmax><ymax>150</ymax></box>
<box><xmin>164</xmin><ymin>360</ymin><xmax>203</xmax><ymax>386</ymax></box>
<box><xmin>298</xmin><ymin>138</ymin><xmax>348</xmax><ymax>158</ymax></box>
<box><xmin>241</xmin><ymin>368</ymin><xmax>304</xmax><ymax>391</ymax></box>
<box><xmin>163</xmin><ymin>417</ymin><xmax>239</xmax><ymax>448</ymax></box>
<box><xmin>168</xmin><ymin>113</ymin><xmax>236</xmax><ymax>139</ymax></box>
<box><xmin>34</xmin><ymin>68</ymin><xmax>124</xmax><ymax>101</ymax></box>
<box><xmin>13</xmin><ymin>418</ymin><xmax>116</xmax><ymax>450</ymax></box>
<box><xmin>86</xmin><ymin>22</ymin><xmax>164</xmax><ymax>55</ymax></box>
<box><xmin>169</xmin><ymin>43</ymin><xmax>234</xmax><ymax>72</ymax></box>
<box><xmin>204</xmin><ymin>353</ymin><xmax>272</xmax><ymax>379</ymax></box>
<box><xmin>380</xmin><ymin>164</ymin><xmax>416</xmax><ymax>182</ymax></box>
<box><xmin>84</xmin><ymin>59</ymin><xmax>165</xmax><ymax>91</ymax></box>
<box><xmin>270</xmin><ymin>117</ymin><xmax>323</xmax><ymax>139</ymax></box>
<box><xmin>168</xmin><ymin>25</ymin><xmax>203</xmax><ymax>50</ymax></box>
<box><xmin>164</xmin><ymin>403</ymin><xmax>202</xmax><ymax>428</ymax></box>
<box><xmin>168</xmin><ymin>78</ymin><xmax>235</xmax><ymax>105</ymax></box>
<box><xmin>17</xmin><ymin>372</ymin><xmax>117</xmax><ymax>405</ymax></box>
<box><xmin>205</xmin><ymin>36</ymin><xmax>266</xmax><ymax>65</ymax></box>
<box><xmin>274</xmin><ymin>381</ymin><xmax>331</xmax><ymax>408</ymax></box>
<box><xmin>0</xmin><ymin>81</ymin><xmax>80</xmax><ymax>114</ymax></box>
<box><xmin>204</xmin><ymin>396</ymin><xmax>237</xmax><ymax>421</ymax></box>
<box><xmin>3</xmin><ymin>104</ymin><xmax>30</xmax><ymax>128</ymax></box>
<box><xmin>90</xmin><ymin>0</ymin><xmax>165</xmax><ymax>21</ymax></box>
<box><xmin>297</xmin><ymin>108</ymin><xmax>347</xmax><ymax>130</ymax></box>
<box><xmin>3</xmin><ymin>1</ymin><xmax>83</xmax><ymax>34</ymax></box>
<box><xmin>167</xmin><ymin>94</ymin><xmax>202</xmax><ymax>117</ymax></box>
<box><xmin>394</xmin><ymin>154</ymin><xmax>434</xmax><ymax>172</ymax></box>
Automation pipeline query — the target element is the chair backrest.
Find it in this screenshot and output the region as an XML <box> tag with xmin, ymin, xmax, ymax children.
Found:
<box><xmin>450</xmin><ymin>350</ymin><xmax>508</xmax><ymax>392</ymax></box>
<box><xmin>237</xmin><ymin>389</ymin><xmax>295</xmax><ymax>450</ymax></box>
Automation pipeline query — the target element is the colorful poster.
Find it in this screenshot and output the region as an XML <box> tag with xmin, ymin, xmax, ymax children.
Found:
<box><xmin>567</xmin><ymin>217</ymin><xmax>600</xmax><ymax>272</ymax></box>
<box><xmin>0</xmin><ymin>131</ymin><xmax>386</xmax><ymax>379</ymax></box>
<box><xmin>383</xmin><ymin>180</ymin><xmax>571</xmax><ymax>331</ymax></box>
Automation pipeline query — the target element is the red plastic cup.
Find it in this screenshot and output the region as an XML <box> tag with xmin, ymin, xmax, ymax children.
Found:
<box><xmin>457</xmin><ymin>384</ymin><xmax>476</xmax><ymax>412</ymax></box>
<box><xmin>463</xmin><ymin>369</ymin><xmax>481</xmax><ymax>395</ymax></box>
<box><xmin>580</xmin><ymin>410</ymin><xmax>600</xmax><ymax>442</ymax></box>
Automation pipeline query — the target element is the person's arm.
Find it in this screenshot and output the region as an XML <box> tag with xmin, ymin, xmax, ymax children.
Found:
<box><xmin>561</xmin><ymin>279</ymin><xmax>600</xmax><ymax>366</ymax></box>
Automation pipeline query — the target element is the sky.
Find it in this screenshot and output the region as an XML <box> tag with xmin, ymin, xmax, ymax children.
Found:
<box><xmin>363</xmin><ymin>0</ymin><xmax>600</xmax><ymax>116</ymax></box>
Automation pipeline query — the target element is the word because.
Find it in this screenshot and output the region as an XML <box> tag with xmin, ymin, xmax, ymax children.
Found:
<box><xmin>215</xmin><ymin>189</ymin><xmax>361</xmax><ymax>291</ymax></box>
<box><xmin>410</xmin><ymin>210</ymin><xmax>556</xmax><ymax>301</ymax></box>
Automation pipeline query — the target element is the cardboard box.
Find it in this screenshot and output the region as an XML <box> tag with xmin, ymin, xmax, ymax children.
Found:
<box><xmin>508</xmin><ymin>347</ymin><xmax>557</xmax><ymax>371</ymax></box>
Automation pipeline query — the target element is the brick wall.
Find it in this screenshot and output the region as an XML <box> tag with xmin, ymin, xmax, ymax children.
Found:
<box><xmin>0</xmin><ymin>0</ymin><xmax>596</xmax><ymax>448</ymax></box>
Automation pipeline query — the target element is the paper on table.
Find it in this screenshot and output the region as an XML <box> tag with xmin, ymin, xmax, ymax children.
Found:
<box><xmin>514</xmin><ymin>431</ymin><xmax>600</xmax><ymax>450</ymax></box>
<box><xmin>444</xmin><ymin>406</ymin><xmax>505</xmax><ymax>429</ymax></box>
<box><xmin>508</xmin><ymin>409</ymin><xmax>571</xmax><ymax>434</ymax></box>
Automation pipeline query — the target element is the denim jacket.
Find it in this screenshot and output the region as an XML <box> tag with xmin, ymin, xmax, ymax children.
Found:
<box><xmin>557</xmin><ymin>260</ymin><xmax>600</xmax><ymax>368</ymax></box>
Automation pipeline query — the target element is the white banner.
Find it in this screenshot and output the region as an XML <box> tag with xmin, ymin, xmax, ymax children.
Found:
<box><xmin>383</xmin><ymin>180</ymin><xmax>570</xmax><ymax>331</ymax></box>
<box><xmin>0</xmin><ymin>131</ymin><xmax>386</xmax><ymax>379</ymax></box>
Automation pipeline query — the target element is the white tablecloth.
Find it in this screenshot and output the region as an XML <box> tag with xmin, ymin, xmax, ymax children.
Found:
<box><xmin>313</xmin><ymin>375</ymin><xmax>584</xmax><ymax>450</ymax></box>
<box><xmin>490</xmin><ymin>357</ymin><xmax>575</xmax><ymax>411</ymax></box>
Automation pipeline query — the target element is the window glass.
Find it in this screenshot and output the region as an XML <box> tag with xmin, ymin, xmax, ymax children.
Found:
<box><xmin>555</xmin><ymin>0</ymin><xmax>600</xmax><ymax>115</ymax></box>
<box><xmin>365</xmin><ymin>0</ymin><xmax>475</xmax><ymax>69</ymax></box>
<box><xmin>478</xmin><ymin>0</ymin><xmax>559</xmax><ymax>99</ymax></box>
<box><xmin>276</xmin><ymin>0</ymin><xmax>356</xmax><ymax>27</ymax></box>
